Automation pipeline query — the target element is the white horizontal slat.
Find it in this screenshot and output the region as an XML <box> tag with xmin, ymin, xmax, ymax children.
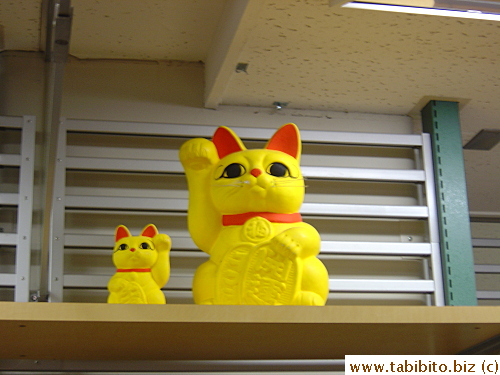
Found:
<box><xmin>301</xmin><ymin>203</ymin><xmax>429</xmax><ymax>218</ymax></box>
<box><xmin>472</xmin><ymin>238</ymin><xmax>500</xmax><ymax>248</ymax></box>
<box><xmin>66</xmin><ymin>119</ymin><xmax>217</xmax><ymax>137</ymax></box>
<box><xmin>0</xmin><ymin>233</ymin><xmax>18</xmax><ymax>246</ymax></box>
<box><xmin>0</xmin><ymin>193</ymin><xmax>19</xmax><ymax>205</ymax></box>
<box><xmin>0</xmin><ymin>116</ymin><xmax>23</xmax><ymax>128</ymax></box>
<box><xmin>474</xmin><ymin>264</ymin><xmax>500</xmax><ymax>274</ymax></box>
<box><xmin>64</xmin><ymin>196</ymin><xmax>188</xmax><ymax>211</ymax></box>
<box><xmin>477</xmin><ymin>291</ymin><xmax>500</xmax><ymax>300</ymax></box>
<box><xmin>64</xmin><ymin>235</ymin><xmax>432</xmax><ymax>256</ymax></box>
<box><xmin>64</xmin><ymin>234</ymin><xmax>197</xmax><ymax>250</ymax></box>
<box><xmin>66</xmin><ymin>157</ymin><xmax>183</xmax><ymax>173</ymax></box>
<box><xmin>62</xmin><ymin>274</ymin><xmax>113</xmax><ymax>288</ymax></box>
<box><xmin>66</xmin><ymin>156</ymin><xmax>425</xmax><ymax>182</ymax></box>
<box><xmin>0</xmin><ymin>273</ymin><xmax>16</xmax><ymax>286</ymax></box>
<box><xmin>64</xmin><ymin>249</ymin><xmax>208</xmax><ymax>261</ymax></box>
<box><xmin>301</xmin><ymin>130</ymin><xmax>423</xmax><ymax>147</ymax></box>
<box><xmin>64</xmin><ymin>196</ymin><xmax>428</xmax><ymax>219</ymax></box>
<box><xmin>65</xmin><ymin>119</ymin><xmax>423</xmax><ymax>147</ymax></box>
<box><xmin>302</xmin><ymin>166</ymin><xmax>425</xmax><ymax>182</ymax></box>
<box><xmin>0</xmin><ymin>154</ymin><xmax>21</xmax><ymax>167</ymax></box>
<box><xmin>65</xmin><ymin>187</ymin><xmax>186</xmax><ymax>200</ymax></box>
<box><xmin>61</xmin><ymin>288</ymin><xmax>196</xmax><ymax>303</ymax></box>
<box><xmin>64</xmin><ymin>274</ymin><xmax>193</xmax><ymax>290</ymax></box>
<box><xmin>226</xmin><ymin>128</ymin><xmax>423</xmax><ymax>147</ymax></box>
<box><xmin>66</xmin><ymin>145</ymin><xmax>179</xmax><ymax>159</ymax></box>
<box><xmin>321</xmin><ymin>241</ymin><xmax>432</xmax><ymax>256</ymax></box>
<box><xmin>330</xmin><ymin>279</ymin><xmax>435</xmax><ymax>293</ymax></box>
<box><xmin>65</xmin><ymin>275</ymin><xmax>435</xmax><ymax>295</ymax></box>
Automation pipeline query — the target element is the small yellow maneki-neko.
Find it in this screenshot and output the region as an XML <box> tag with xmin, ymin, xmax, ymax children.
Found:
<box><xmin>179</xmin><ymin>123</ymin><xmax>329</xmax><ymax>305</ymax></box>
<box><xmin>107</xmin><ymin>224</ymin><xmax>171</xmax><ymax>304</ymax></box>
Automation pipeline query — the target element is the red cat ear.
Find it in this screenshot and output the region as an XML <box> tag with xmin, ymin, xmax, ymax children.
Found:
<box><xmin>141</xmin><ymin>224</ymin><xmax>158</xmax><ymax>238</ymax></box>
<box><xmin>265</xmin><ymin>123</ymin><xmax>301</xmax><ymax>159</ymax></box>
<box><xmin>115</xmin><ymin>225</ymin><xmax>131</xmax><ymax>242</ymax></box>
<box><xmin>212</xmin><ymin>126</ymin><xmax>246</xmax><ymax>159</ymax></box>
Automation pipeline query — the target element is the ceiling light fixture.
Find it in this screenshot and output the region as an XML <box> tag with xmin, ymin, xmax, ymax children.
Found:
<box><xmin>463</xmin><ymin>129</ymin><xmax>500</xmax><ymax>150</ymax></box>
<box><xmin>339</xmin><ymin>0</ymin><xmax>500</xmax><ymax>21</ymax></box>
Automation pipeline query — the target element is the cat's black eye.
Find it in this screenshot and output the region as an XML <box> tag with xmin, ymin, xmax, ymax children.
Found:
<box><xmin>139</xmin><ymin>242</ymin><xmax>151</xmax><ymax>250</ymax></box>
<box><xmin>118</xmin><ymin>244</ymin><xmax>128</xmax><ymax>251</ymax></box>
<box><xmin>220</xmin><ymin>163</ymin><xmax>246</xmax><ymax>179</ymax></box>
<box><xmin>267</xmin><ymin>162</ymin><xmax>290</xmax><ymax>177</ymax></box>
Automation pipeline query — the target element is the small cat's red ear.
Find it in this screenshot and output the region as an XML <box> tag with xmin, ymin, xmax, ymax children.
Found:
<box><xmin>212</xmin><ymin>126</ymin><xmax>246</xmax><ymax>159</ymax></box>
<box><xmin>115</xmin><ymin>225</ymin><xmax>131</xmax><ymax>242</ymax></box>
<box><xmin>141</xmin><ymin>224</ymin><xmax>158</xmax><ymax>238</ymax></box>
<box><xmin>266</xmin><ymin>123</ymin><xmax>301</xmax><ymax>159</ymax></box>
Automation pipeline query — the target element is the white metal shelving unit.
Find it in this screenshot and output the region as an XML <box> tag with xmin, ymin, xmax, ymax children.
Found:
<box><xmin>47</xmin><ymin>118</ymin><xmax>444</xmax><ymax>305</ymax></box>
<box><xmin>0</xmin><ymin>115</ymin><xmax>36</xmax><ymax>302</ymax></box>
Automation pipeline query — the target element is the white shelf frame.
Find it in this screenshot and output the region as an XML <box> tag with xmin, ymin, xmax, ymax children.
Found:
<box><xmin>0</xmin><ymin>115</ymin><xmax>36</xmax><ymax>302</ymax></box>
<box><xmin>48</xmin><ymin>118</ymin><xmax>445</xmax><ymax>305</ymax></box>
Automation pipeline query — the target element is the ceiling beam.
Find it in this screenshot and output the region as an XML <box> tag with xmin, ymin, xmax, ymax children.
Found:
<box><xmin>204</xmin><ymin>0</ymin><xmax>265</xmax><ymax>109</ymax></box>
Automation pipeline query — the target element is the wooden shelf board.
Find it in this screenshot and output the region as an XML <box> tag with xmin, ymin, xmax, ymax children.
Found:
<box><xmin>0</xmin><ymin>302</ymin><xmax>499</xmax><ymax>361</ymax></box>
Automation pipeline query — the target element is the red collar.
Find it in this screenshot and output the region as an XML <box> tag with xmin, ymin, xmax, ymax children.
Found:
<box><xmin>222</xmin><ymin>212</ymin><xmax>302</xmax><ymax>226</ymax></box>
<box><xmin>116</xmin><ymin>268</ymin><xmax>151</xmax><ymax>273</ymax></box>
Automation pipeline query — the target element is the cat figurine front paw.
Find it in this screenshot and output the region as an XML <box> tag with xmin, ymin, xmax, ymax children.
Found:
<box><xmin>107</xmin><ymin>224</ymin><xmax>171</xmax><ymax>304</ymax></box>
<box><xmin>180</xmin><ymin>123</ymin><xmax>329</xmax><ymax>305</ymax></box>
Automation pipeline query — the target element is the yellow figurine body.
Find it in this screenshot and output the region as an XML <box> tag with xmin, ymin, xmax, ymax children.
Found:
<box><xmin>107</xmin><ymin>224</ymin><xmax>171</xmax><ymax>304</ymax></box>
<box><xmin>180</xmin><ymin>123</ymin><xmax>329</xmax><ymax>305</ymax></box>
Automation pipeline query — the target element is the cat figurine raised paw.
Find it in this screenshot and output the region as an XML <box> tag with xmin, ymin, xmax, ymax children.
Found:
<box><xmin>107</xmin><ymin>224</ymin><xmax>171</xmax><ymax>304</ymax></box>
<box><xmin>180</xmin><ymin>123</ymin><xmax>329</xmax><ymax>305</ymax></box>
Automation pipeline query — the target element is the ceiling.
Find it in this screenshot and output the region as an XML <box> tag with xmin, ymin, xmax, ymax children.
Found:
<box><xmin>0</xmin><ymin>0</ymin><xmax>499</xmax><ymax>215</ymax></box>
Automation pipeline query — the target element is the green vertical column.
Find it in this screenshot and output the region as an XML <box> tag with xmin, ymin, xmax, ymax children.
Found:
<box><xmin>421</xmin><ymin>100</ymin><xmax>477</xmax><ymax>306</ymax></box>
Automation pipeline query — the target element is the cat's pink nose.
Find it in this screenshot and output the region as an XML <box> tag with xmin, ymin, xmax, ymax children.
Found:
<box><xmin>250</xmin><ymin>168</ymin><xmax>262</xmax><ymax>177</ymax></box>
<box><xmin>130</xmin><ymin>248</ymin><xmax>136</xmax><ymax>252</ymax></box>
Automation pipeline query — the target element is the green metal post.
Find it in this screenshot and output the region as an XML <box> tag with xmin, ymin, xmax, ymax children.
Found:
<box><xmin>421</xmin><ymin>100</ymin><xmax>477</xmax><ymax>306</ymax></box>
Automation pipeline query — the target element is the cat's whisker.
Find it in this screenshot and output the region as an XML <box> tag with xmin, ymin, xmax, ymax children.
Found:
<box><xmin>214</xmin><ymin>180</ymin><xmax>252</xmax><ymax>188</ymax></box>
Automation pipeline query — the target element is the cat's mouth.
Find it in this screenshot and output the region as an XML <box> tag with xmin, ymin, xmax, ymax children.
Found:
<box><xmin>250</xmin><ymin>184</ymin><xmax>267</xmax><ymax>198</ymax></box>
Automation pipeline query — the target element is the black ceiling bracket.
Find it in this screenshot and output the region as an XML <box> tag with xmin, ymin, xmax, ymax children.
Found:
<box><xmin>44</xmin><ymin>0</ymin><xmax>73</xmax><ymax>63</ymax></box>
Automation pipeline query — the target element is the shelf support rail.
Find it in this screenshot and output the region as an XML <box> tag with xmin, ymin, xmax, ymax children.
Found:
<box><xmin>421</xmin><ymin>100</ymin><xmax>477</xmax><ymax>306</ymax></box>
<box><xmin>14</xmin><ymin>116</ymin><xmax>36</xmax><ymax>302</ymax></box>
<box><xmin>46</xmin><ymin>118</ymin><xmax>68</xmax><ymax>302</ymax></box>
